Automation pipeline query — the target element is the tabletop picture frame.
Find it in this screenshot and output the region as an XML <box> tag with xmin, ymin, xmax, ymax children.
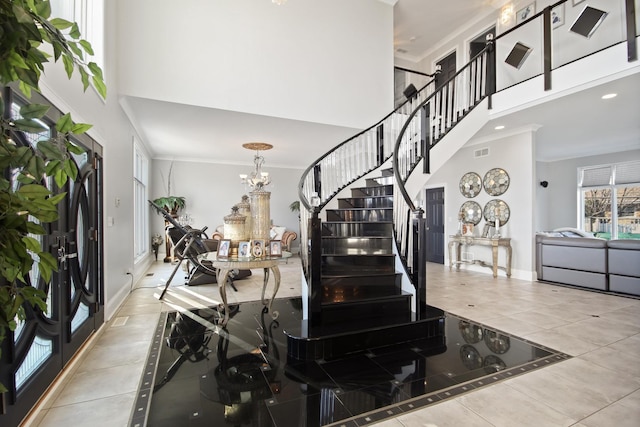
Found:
<box><xmin>217</xmin><ymin>239</ymin><xmax>231</xmax><ymax>258</ymax></box>
<box><xmin>251</xmin><ymin>239</ymin><xmax>265</xmax><ymax>258</ymax></box>
<box><xmin>270</xmin><ymin>240</ymin><xmax>282</xmax><ymax>257</ymax></box>
<box><xmin>238</xmin><ymin>241</ymin><xmax>250</xmax><ymax>258</ymax></box>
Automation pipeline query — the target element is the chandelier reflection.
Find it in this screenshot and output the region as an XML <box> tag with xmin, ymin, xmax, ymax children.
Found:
<box><xmin>239</xmin><ymin>142</ymin><xmax>273</xmax><ymax>190</ymax></box>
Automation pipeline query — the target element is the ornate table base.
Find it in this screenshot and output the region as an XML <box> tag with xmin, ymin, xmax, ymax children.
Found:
<box><xmin>448</xmin><ymin>235</ymin><xmax>512</xmax><ymax>278</ymax></box>
<box><xmin>212</xmin><ymin>253</ymin><xmax>290</xmax><ymax>326</ymax></box>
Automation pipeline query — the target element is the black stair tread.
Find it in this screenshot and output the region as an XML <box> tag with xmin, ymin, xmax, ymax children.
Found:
<box><xmin>340</xmin><ymin>195</ymin><xmax>392</xmax><ymax>200</ymax></box>
<box><xmin>322</xmin><ymin>235</ymin><xmax>391</xmax><ymax>239</ymax></box>
<box><xmin>321</xmin><ymin>291</ymin><xmax>412</xmax><ymax>306</ymax></box>
<box><xmin>322</xmin><ymin>253</ymin><xmax>395</xmax><ymax>257</ymax></box>
<box><xmin>323</xmin><ymin>220</ymin><xmax>393</xmax><ymax>224</ymax></box>
<box><xmin>327</xmin><ymin>207</ymin><xmax>393</xmax><ymax>211</ymax></box>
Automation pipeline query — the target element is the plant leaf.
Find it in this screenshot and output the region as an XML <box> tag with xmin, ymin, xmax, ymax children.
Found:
<box><xmin>50</xmin><ymin>18</ymin><xmax>73</xmax><ymax>30</ymax></box>
<box><xmin>12</xmin><ymin>118</ymin><xmax>47</xmax><ymax>133</ymax></box>
<box><xmin>79</xmin><ymin>39</ymin><xmax>94</xmax><ymax>56</ymax></box>
<box><xmin>62</xmin><ymin>54</ymin><xmax>74</xmax><ymax>79</ymax></box>
<box><xmin>92</xmin><ymin>75</ymin><xmax>107</xmax><ymax>99</ymax></box>
<box><xmin>20</xmin><ymin>103</ymin><xmax>49</xmax><ymax>119</ymax></box>
<box><xmin>38</xmin><ymin>141</ymin><xmax>64</xmax><ymax>160</ymax></box>
<box><xmin>55</xmin><ymin>113</ymin><xmax>73</xmax><ymax>133</ymax></box>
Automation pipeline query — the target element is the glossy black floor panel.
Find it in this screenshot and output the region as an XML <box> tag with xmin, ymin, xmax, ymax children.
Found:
<box><xmin>136</xmin><ymin>298</ymin><xmax>569</xmax><ymax>427</ymax></box>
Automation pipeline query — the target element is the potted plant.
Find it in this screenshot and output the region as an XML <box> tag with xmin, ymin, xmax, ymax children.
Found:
<box><xmin>0</xmin><ymin>0</ymin><xmax>106</xmax><ymax>393</ymax></box>
<box><xmin>152</xmin><ymin>162</ymin><xmax>186</xmax><ymax>215</ymax></box>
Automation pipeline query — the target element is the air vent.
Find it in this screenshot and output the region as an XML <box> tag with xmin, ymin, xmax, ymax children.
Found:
<box><xmin>474</xmin><ymin>147</ymin><xmax>489</xmax><ymax>158</ymax></box>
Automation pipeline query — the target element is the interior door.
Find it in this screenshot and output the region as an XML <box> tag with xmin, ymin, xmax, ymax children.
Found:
<box><xmin>434</xmin><ymin>51</ymin><xmax>457</xmax><ymax>134</ymax></box>
<box><xmin>0</xmin><ymin>87</ymin><xmax>104</xmax><ymax>426</ymax></box>
<box><xmin>425</xmin><ymin>188</ymin><xmax>445</xmax><ymax>264</ymax></box>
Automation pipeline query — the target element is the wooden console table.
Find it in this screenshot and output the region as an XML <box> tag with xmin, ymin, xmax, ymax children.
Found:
<box><xmin>448</xmin><ymin>235</ymin><xmax>512</xmax><ymax>278</ymax></box>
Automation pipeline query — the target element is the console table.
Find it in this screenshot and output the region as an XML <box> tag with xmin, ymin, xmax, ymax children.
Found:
<box><xmin>210</xmin><ymin>252</ymin><xmax>291</xmax><ymax>326</ymax></box>
<box><xmin>448</xmin><ymin>235</ymin><xmax>512</xmax><ymax>278</ymax></box>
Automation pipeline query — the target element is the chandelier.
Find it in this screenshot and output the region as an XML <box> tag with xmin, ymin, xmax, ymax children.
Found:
<box><xmin>240</xmin><ymin>142</ymin><xmax>273</xmax><ymax>190</ymax></box>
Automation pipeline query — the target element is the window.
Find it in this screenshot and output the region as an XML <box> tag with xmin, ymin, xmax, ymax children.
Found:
<box><xmin>50</xmin><ymin>0</ymin><xmax>105</xmax><ymax>85</ymax></box>
<box><xmin>579</xmin><ymin>161</ymin><xmax>640</xmax><ymax>240</ymax></box>
<box><xmin>134</xmin><ymin>140</ymin><xmax>150</xmax><ymax>261</ymax></box>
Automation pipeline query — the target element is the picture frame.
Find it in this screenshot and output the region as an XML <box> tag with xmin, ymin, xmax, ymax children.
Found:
<box><xmin>481</xmin><ymin>223</ymin><xmax>492</xmax><ymax>238</ymax></box>
<box><xmin>217</xmin><ymin>239</ymin><xmax>231</xmax><ymax>258</ymax></box>
<box><xmin>251</xmin><ymin>239</ymin><xmax>265</xmax><ymax>258</ymax></box>
<box><xmin>238</xmin><ymin>241</ymin><xmax>250</xmax><ymax>258</ymax></box>
<box><xmin>552</xmin><ymin>3</ymin><xmax>565</xmax><ymax>29</ymax></box>
<box><xmin>270</xmin><ymin>240</ymin><xmax>282</xmax><ymax>257</ymax></box>
<box><xmin>516</xmin><ymin>2</ymin><xmax>536</xmax><ymax>25</ymax></box>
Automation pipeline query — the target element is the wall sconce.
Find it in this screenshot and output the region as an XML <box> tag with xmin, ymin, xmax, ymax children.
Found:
<box><xmin>501</xmin><ymin>3</ymin><xmax>515</xmax><ymax>26</ymax></box>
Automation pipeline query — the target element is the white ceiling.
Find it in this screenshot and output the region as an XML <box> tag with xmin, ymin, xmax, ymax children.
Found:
<box><xmin>125</xmin><ymin>0</ymin><xmax>639</xmax><ymax>169</ymax></box>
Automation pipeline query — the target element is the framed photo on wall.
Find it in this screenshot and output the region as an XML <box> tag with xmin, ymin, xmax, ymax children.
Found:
<box><xmin>217</xmin><ymin>239</ymin><xmax>231</xmax><ymax>258</ymax></box>
<box><xmin>516</xmin><ymin>2</ymin><xmax>535</xmax><ymax>24</ymax></box>
<box><xmin>270</xmin><ymin>240</ymin><xmax>282</xmax><ymax>257</ymax></box>
<box><xmin>552</xmin><ymin>3</ymin><xmax>565</xmax><ymax>29</ymax></box>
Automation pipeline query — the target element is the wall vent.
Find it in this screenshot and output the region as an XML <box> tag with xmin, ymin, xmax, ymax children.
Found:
<box><xmin>474</xmin><ymin>147</ymin><xmax>489</xmax><ymax>158</ymax></box>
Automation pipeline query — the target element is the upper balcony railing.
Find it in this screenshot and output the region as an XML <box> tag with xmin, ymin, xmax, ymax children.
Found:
<box><xmin>298</xmin><ymin>0</ymin><xmax>639</xmax><ymax>289</ymax></box>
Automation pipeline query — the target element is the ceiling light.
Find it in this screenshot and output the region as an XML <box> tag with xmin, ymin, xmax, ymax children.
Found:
<box><xmin>240</xmin><ymin>142</ymin><xmax>273</xmax><ymax>190</ymax></box>
<box><xmin>495</xmin><ymin>125</ymin><xmax>505</xmax><ymax>130</ymax></box>
<box><xmin>601</xmin><ymin>93</ymin><xmax>617</xmax><ymax>99</ymax></box>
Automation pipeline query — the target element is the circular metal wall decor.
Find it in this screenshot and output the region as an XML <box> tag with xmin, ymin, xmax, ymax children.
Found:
<box><xmin>483</xmin><ymin>329</ymin><xmax>510</xmax><ymax>354</ymax></box>
<box><xmin>458</xmin><ymin>320</ymin><xmax>483</xmax><ymax>344</ymax></box>
<box><xmin>459</xmin><ymin>172</ymin><xmax>482</xmax><ymax>198</ymax></box>
<box><xmin>460</xmin><ymin>201</ymin><xmax>483</xmax><ymax>225</ymax></box>
<box><xmin>483</xmin><ymin>168</ymin><xmax>510</xmax><ymax>196</ymax></box>
<box><xmin>460</xmin><ymin>345</ymin><xmax>483</xmax><ymax>370</ymax></box>
<box><xmin>483</xmin><ymin>355</ymin><xmax>507</xmax><ymax>374</ymax></box>
<box><xmin>483</xmin><ymin>199</ymin><xmax>510</xmax><ymax>225</ymax></box>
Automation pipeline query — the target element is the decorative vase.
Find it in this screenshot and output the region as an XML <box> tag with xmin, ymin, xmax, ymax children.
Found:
<box><xmin>223</xmin><ymin>206</ymin><xmax>247</xmax><ymax>256</ymax></box>
<box><xmin>250</xmin><ymin>187</ymin><xmax>271</xmax><ymax>256</ymax></box>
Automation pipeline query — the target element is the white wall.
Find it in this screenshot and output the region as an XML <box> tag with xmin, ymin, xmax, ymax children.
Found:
<box><xmin>535</xmin><ymin>149</ymin><xmax>640</xmax><ymax>232</ymax></box>
<box><xmin>38</xmin><ymin>2</ymin><xmax>143</xmax><ymax>320</ymax></box>
<box><xmin>424</xmin><ymin>130</ymin><xmax>536</xmax><ymax>279</ymax></box>
<box><xmin>151</xmin><ymin>160</ymin><xmax>304</xmax><ymax>254</ymax></box>
<box><xmin>115</xmin><ymin>0</ymin><xmax>395</xmax><ymax>129</ymax></box>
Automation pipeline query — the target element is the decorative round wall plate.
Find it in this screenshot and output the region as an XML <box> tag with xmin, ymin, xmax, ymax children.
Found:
<box><xmin>458</xmin><ymin>320</ymin><xmax>483</xmax><ymax>344</ymax></box>
<box><xmin>460</xmin><ymin>201</ymin><xmax>483</xmax><ymax>225</ymax></box>
<box><xmin>484</xmin><ymin>329</ymin><xmax>510</xmax><ymax>354</ymax></box>
<box><xmin>483</xmin><ymin>168</ymin><xmax>510</xmax><ymax>196</ymax></box>
<box><xmin>483</xmin><ymin>199</ymin><xmax>510</xmax><ymax>225</ymax></box>
<box><xmin>459</xmin><ymin>172</ymin><xmax>482</xmax><ymax>198</ymax></box>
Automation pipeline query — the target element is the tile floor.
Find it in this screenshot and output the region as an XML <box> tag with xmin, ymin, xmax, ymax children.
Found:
<box><xmin>21</xmin><ymin>257</ymin><xmax>640</xmax><ymax>427</ymax></box>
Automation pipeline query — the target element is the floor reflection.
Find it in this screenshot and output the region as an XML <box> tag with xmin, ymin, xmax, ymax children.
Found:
<box><xmin>142</xmin><ymin>298</ymin><xmax>567</xmax><ymax>427</ymax></box>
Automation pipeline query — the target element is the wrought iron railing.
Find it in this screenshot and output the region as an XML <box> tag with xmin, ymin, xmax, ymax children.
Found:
<box><xmin>297</xmin><ymin>79</ymin><xmax>437</xmax><ymax>278</ymax></box>
<box><xmin>393</xmin><ymin>44</ymin><xmax>493</xmax><ymax>284</ymax></box>
<box><xmin>297</xmin><ymin>0</ymin><xmax>639</xmax><ymax>314</ymax></box>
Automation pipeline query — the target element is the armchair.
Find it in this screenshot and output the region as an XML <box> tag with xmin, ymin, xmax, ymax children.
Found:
<box><xmin>281</xmin><ymin>230</ymin><xmax>298</xmax><ymax>252</ymax></box>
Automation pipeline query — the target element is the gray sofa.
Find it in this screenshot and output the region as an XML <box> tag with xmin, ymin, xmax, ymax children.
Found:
<box><xmin>535</xmin><ymin>235</ymin><xmax>640</xmax><ymax>296</ymax></box>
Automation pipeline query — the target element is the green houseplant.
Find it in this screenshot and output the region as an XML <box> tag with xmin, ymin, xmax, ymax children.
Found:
<box><xmin>0</xmin><ymin>0</ymin><xmax>106</xmax><ymax>393</ymax></box>
<box><xmin>152</xmin><ymin>161</ymin><xmax>185</xmax><ymax>215</ymax></box>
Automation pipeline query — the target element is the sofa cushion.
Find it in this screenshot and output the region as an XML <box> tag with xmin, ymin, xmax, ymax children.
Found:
<box><xmin>270</xmin><ymin>226</ymin><xmax>286</xmax><ymax>241</ymax></box>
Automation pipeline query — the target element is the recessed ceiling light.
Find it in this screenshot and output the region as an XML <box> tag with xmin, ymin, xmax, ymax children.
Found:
<box><xmin>601</xmin><ymin>93</ymin><xmax>617</xmax><ymax>99</ymax></box>
<box><xmin>495</xmin><ymin>125</ymin><xmax>505</xmax><ymax>130</ymax></box>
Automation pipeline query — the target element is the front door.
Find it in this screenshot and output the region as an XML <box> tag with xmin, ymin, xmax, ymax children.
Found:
<box><xmin>425</xmin><ymin>188</ymin><xmax>445</xmax><ymax>264</ymax></box>
<box><xmin>0</xmin><ymin>87</ymin><xmax>104</xmax><ymax>426</ymax></box>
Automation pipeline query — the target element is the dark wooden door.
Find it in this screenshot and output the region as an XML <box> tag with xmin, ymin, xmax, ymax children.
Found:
<box><xmin>0</xmin><ymin>87</ymin><xmax>104</xmax><ymax>426</ymax></box>
<box><xmin>425</xmin><ymin>188</ymin><xmax>445</xmax><ymax>264</ymax></box>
